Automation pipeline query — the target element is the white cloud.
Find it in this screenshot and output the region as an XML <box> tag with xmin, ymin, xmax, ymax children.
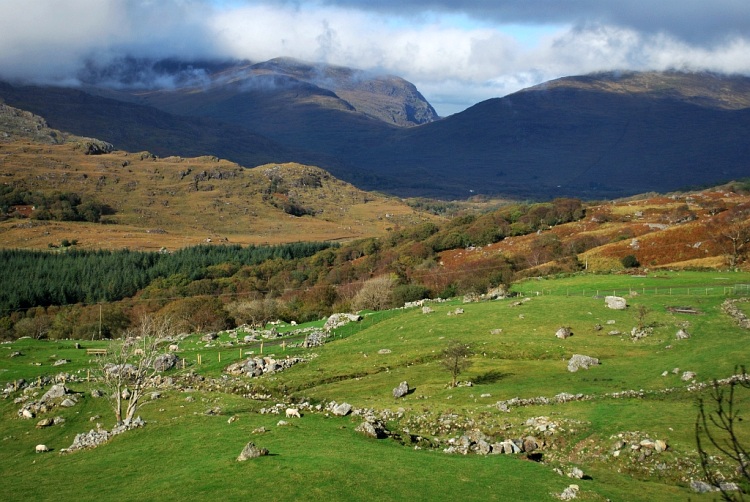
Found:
<box><xmin>0</xmin><ymin>1</ymin><xmax>749</xmax><ymax>115</ymax></box>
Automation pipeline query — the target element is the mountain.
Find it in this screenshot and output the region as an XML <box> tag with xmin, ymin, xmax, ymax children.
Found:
<box><xmin>2</xmin><ymin>66</ymin><xmax>749</xmax><ymax>200</ymax></box>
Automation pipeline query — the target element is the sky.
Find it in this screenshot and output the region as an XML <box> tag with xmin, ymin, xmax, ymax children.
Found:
<box><xmin>1</xmin><ymin>0</ymin><xmax>749</xmax><ymax>116</ymax></box>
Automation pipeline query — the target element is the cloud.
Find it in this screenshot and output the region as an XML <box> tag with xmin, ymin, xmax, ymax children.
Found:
<box><xmin>1</xmin><ymin>0</ymin><xmax>749</xmax><ymax>115</ymax></box>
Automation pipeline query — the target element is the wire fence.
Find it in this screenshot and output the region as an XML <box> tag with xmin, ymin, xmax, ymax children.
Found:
<box><xmin>514</xmin><ymin>284</ymin><xmax>750</xmax><ymax>298</ymax></box>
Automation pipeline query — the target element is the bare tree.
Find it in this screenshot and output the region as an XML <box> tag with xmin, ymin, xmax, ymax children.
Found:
<box><xmin>99</xmin><ymin>315</ymin><xmax>174</xmax><ymax>425</ymax></box>
<box><xmin>441</xmin><ymin>340</ymin><xmax>473</xmax><ymax>388</ymax></box>
<box><xmin>695</xmin><ymin>367</ymin><xmax>750</xmax><ymax>501</ymax></box>
<box><xmin>227</xmin><ymin>298</ymin><xmax>279</xmax><ymax>329</ymax></box>
<box><xmin>351</xmin><ymin>275</ymin><xmax>396</xmax><ymax>312</ymax></box>
<box><xmin>714</xmin><ymin>206</ymin><xmax>750</xmax><ymax>268</ymax></box>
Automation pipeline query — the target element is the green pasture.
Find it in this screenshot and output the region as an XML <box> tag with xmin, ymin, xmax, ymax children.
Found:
<box><xmin>2</xmin><ymin>270</ymin><xmax>749</xmax><ymax>500</ymax></box>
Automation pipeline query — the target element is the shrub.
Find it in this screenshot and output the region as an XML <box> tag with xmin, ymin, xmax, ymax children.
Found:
<box><xmin>621</xmin><ymin>254</ymin><xmax>640</xmax><ymax>268</ymax></box>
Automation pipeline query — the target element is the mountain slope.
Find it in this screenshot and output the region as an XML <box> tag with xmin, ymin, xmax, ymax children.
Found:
<box><xmin>2</xmin><ymin>69</ymin><xmax>749</xmax><ymax>200</ymax></box>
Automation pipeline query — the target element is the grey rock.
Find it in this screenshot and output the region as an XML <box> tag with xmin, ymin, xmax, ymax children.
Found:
<box><xmin>355</xmin><ymin>421</ymin><xmax>379</xmax><ymax>438</ymax></box>
<box><xmin>393</xmin><ymin>381</ymin><xmax>409</xmax><ymax>399</ymax></box>
<box><xmin>60</xmin><ymin>398</ymin><xmax>77</xmax><ymax>408</ymax></box>
<box><xmin>605</xmin><ymin>296</ymin><xmax>627</xmax><ymax>310</ymax></box>
<box><xmin>676</xmin><ymin>329</ymin><xmax>691</xmax><ymax>339</ymax></box>
<box><xmin>555</xmin><ymin>327</ymin><xmax>573</xmax><ymax>339</ymax></box>
<box><xmin>237</xmin><ymin>442</ymin><xmax>269</xmax><ymax>461</ymax></box>
<box><xmin>567</xmin><ymin>354</ymin><xmax>600</xmax><ymax>372</ymax></box>
<box><xmin>332</xmin><ymin>403</ymin><xmax>352</xmax><ymax>416</ymax></box>
<box><xmin>153</xmin><ymin>353</ymin><xmax>178</xmax><ymax>372</ymax></box>
<box><xmin>36</xmin><ymin>417</ymin><xmax>54</xmax><ymax>428</ymax></box>
<box><xmin>40</xmin><ymin>384</ymin><xmax>68</xmax><ymax>403</ymax></box>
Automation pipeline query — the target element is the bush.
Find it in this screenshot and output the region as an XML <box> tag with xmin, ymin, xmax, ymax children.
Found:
<box><xmin>621</xmin><ymin>255</ymin><xmax>640</xmax><ymax>268</ymax></box>
<box><xmin>392</xmin><ymin>284</ymin><xmax>430</xmax><ymax>306</ymax></box>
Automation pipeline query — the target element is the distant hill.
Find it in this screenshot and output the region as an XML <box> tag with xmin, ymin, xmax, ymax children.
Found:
<box><xmin>2</xmin><ymin>66</ymin><xmax>749</xmax><ymax>200</ymax></box>
<box><xmin>0</xmin><ymin>103</ymin><xmax>438</xmax><ymax>250</ymax></box>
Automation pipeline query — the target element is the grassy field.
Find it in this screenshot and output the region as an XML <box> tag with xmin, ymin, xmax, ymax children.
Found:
<box><xmin>2</xmin><ymin>270</ymin><xmax>750</xmax><ymax>500</ymax></box>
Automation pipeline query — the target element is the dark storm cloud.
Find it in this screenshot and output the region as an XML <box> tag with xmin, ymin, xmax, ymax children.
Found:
<box><xmin>304</xmin><ymin>0</ymin><xmax>750</xmax><ymax>44</ymax></box>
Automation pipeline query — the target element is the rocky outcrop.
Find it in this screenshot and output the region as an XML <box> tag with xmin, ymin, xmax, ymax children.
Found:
<box><xmin>225</xmin><ymin>356</ymin><xmax>306</xmax><ymax>377</ymax></box>
<box><xmin>567</xmin><ymin>355</ymin><xmax>600</xmax><ymax>372</ymax></box>
<box><xmin>324</xmin><ymin>313</ymin><xmax>362</xmax><ymax>332</ymax></box>
<box><xmin>153</xmin><ymin>353</ymin><xmax>178</xmax><ymax>372</ymax></box>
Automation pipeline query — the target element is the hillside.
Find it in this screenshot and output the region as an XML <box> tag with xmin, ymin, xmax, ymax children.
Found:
<box><xmin>0</xmin><ymin>104</ymin><xmax>438</xmax><ymax>250</ymax></box>
<box><xmin>4</xmin><ymin>67</ymin><xmax>749</xmax><ymax>200</ymax></box>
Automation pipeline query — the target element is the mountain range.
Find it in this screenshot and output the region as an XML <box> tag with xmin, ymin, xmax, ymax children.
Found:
<box><xmin>1</xmin><ymin>58</ymin><xmax>749</xmax><ymax>200</ymax></box>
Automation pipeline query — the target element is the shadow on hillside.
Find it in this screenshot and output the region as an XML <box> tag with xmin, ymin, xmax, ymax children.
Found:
<box><xmin>473</xmin><ymin>370</ymin><xmax>512</xmax><ymax>385</ymax></box>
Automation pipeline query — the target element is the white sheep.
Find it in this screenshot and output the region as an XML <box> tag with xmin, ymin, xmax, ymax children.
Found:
<box><xmin>285</xmin><ymin>408</ymin><xmax>301</xmax><ymax>418</ymax></box>
<box><xmin>35</xmin><ymin>444</ymin><xmax>49</xmax><ymax>453</ymax></box>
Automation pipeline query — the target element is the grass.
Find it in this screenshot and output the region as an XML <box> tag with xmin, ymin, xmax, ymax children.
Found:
<box><xmin>2</xmin><ymin>270</ymin><xmax>749</xmax><ymax>500</ymax></box>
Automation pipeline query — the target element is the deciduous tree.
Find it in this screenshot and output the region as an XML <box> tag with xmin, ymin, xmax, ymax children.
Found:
<box><xmin>441</xmin><ymin>340</ymin><xmax>473</xmax><ymax>388</ymax></box>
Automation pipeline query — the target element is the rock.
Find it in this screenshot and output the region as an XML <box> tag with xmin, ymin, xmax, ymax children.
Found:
<box><xmin>378</xmin><ymin>348</ymin><xmax>392</xmax><ymax>354</ymax></box>
<box><xmin>393</xmin><ymin>381</ymin><xmax>409</xmax><ymax>399</ymax></box>
<box><xmin>522</xmin><ymin>436</ymin><xmax>539</xmax><ymax>453</ymax></box>
<box><xmin>53</xmin><ymin>359</ymin><xmax>69</xmax><ymax>366</ymax></box>
<box><xmin>490</xmin><ymin>329</ymin><xmax>503</xmax><ymax>335</ymax></box>
<box><xmin>21</xmin><ymin>408</ymin><xmax>35</xmax><ymax>419</ymax></box>
<box><xmin>567</xmin><ymin>354</ymin><xmax>600</xmax><ymax>372</ymax></box>
<box><xmin>675</xmin><ymin>329</ymin><xmax>691</xmax><ymax>339</ymax></box>
<box><xmin>150</xmin><ymin>392</ymin><xmax>161</xmax><ymax>400</ymax></box>
<box><xmin>276</xmin><ymin>420</ymin><xmax>288</xmax><ymax>426</ymax></box>
<box><xmin>476</xmin><ymin>439</ymin><xmax>492</xmax><ymax>455</ymax></box>
<box><xmin>605</xmin><ymin>296</ymin><xmax>627</xmax><ymax>310</ymax></box>
<box><xmin>35</xmin><ymin>444</ymin><xmax>50</xmax><ymax>453</ymax></box>
<box><xmin>654</xmin><ymin>439</ymin><xmax>668</xmax><ymax>452</ymax></box>
<box><xmin>40</xmin><ymin>384</ymin><xmax>68</xmax><ymax>403</ymax></box>
<box><xmin>422</xmin><ymin>306</ymin><xmax>434</xmax><ymax>314</ymax></box>
<box><xmin>121</xmin><ymin>388</ymin><xmax>131</xmax><ymax>400</ymax></box>
<box><xmin>201</xmin><ymin>333</ymin><xmax>218</xmax><ymax>342</ymax></box>
<box><xmin>36</xmin><ymin>418</ymin><xmax>54</xmax><ymax>428</ymax></box>
<box><xmin>60</xmin><ymin>398</ymin><xmax>77</xmax><ymax>408</ymax></box>
<box><xmin>91</xmin><ymin>389</ymin><xmax>103</xmax><ymax>398</ymax></box>
<box><xmin>237</xmin><ymin>442</ymin><xmax>269</xmax><ymax>461</ymax></box>
<box><xmin>559</xmin><ymin>484</ymin><xmax>580</xmax><ymax>500</ymax></box>
<box><xmin>555</xmin><ymin>327</ymin><xmax>573</xmax><ymax>339</ymax></box>
<box><xmin>681</xmin><ymin>371</ymin><xmax>696</xmax><ymax>381</ymax></box>
<box><xmin>332</xmin><ymin>403</ymin><xmax>352</xmax><ymax>416</ymax></box>
<box><xmin>567</xmin><ymin>467</ymin><xmax>584</xmax><ymax>479</ymax></box>
<box><xmin>324</xmin><ymin>313</ymin><xmax>362</xmax><ymax>332</ymax></box>
<box><xmin>153</xmin><ymin>353</ymin><xmax>178</xmax><ymax>372</ymax></box>
<box><xmin>355</xmin><ymin>421</ymin><xmax>379</xmax><ymax>438</ymax></box>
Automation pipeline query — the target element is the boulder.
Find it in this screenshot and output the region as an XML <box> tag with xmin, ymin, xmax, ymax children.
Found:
<box><xmin>36</xmin><ymin>417</ymin><xmax>54</xmax><ymax>428</ymax></box>
<box><xmin>422</xmin><ymin>306</ymin><xmax>434</xmax><ymax>314</ymax></box>
<box><xmin>324</xmin><ymin>313</ymin><xmax>362</xmax><ymax>332</ymax></box>
<box><xmin>332</xmin><ymin>403</ymin><xmax>352</xmax><ymax>416</ymax></box>
<box><xmin>40</xmin><ymin>384</ymin><xmax>68</xmax><ymax>403</ymax></box>
<box><xmin>567</xmin><ymin>354</ymin><xmax>600</xmax><ymax>372</ymax></box>
<box><xmin>555</xmin><ymin>327</ymin><xmax>573</xmax><ymax>339</ymax></box>
<box><xmin>605</xmin><ymin>296</ymin><xmax>627</xmax><ymax>310</ymax></box>
<box><xmin>559</xmin><ymin>485</ymin><xmax>580</xmax><ymax>500</ymax></box>
<box><xmin>681</xmin><ymin>371</ymin><xmax>696</xmax><ymax>381</ymax></box>
<box><xmin>355</xmin><ymin>421</ymin><xmax>379</xmax><ymax>438</ymax></box>
<box><xmin>60</xmin><ymin>398</ymin><xmax>77</xmax><ymax>408</ymax></box>
<box><xmin>567</xmin><ymin>467</ymin><xmax>584</xmax><ymax>479</ymax></box>
<box><xmin>153</xmin><ymin>353</ymin><xmax>178</xmax><ymax>372</ymax></box>
<box><xmin>675</xmin><ymin>329</ymin><xmax>691</xmax><ymax>340</ymax></box>
<box><xmin>392</xmin><ymin>381</ymin><xmax>409</xmax><ymax>399</ymax></box>
<box><xmin>237</xmin><ymin>442</ymin><xmax>269</xmax><ymax>461</ymax></box>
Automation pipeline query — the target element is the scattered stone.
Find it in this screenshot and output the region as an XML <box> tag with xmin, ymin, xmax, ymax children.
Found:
<box><xmin>681</xmin><ymin>371</ymin><xmax>696</xmax><ymax>382</ymax></box>
<box><xmin>10</xmin><ymin>351</ymin><xmax>23</xmax><ymax>358</ymax></box>
<box><xmin>555</xmin><ymin>327</ymin><xmax>573</xmax><ymax>339</ymax></box>
<box><xmin>91</xmin><ymin>389</ymin><xmax>103</xmax><ymax>398</ymax></box>
<box><xmin>36</xmin><ymin>418</ymin><xmax>54</xmax><ymax>428</ymax></box>
<box><xmin>324</xmin><ymin>313</ymin><xmax>362</xmax><ymax>332</ymax></box>
<box><xmin>393</xmin><ymin>381</ymin><xmax>409</xmax><ymax>399</ymax></box>
<box><xmin>675</xmin><ymin>329</ymin><xmax>691</xmax><ymax>340</ymax></box>
<box><xmin>276</xmin><ymin>420</ymin><xmax>289</xmax><ymax>426</ymax></box>
<box><xmin>422</xmin><ymin>306</ymin><xmax>434</xmax><ymax>314</ymax></box>
<box><xmin>378</xmin><ymin>348</ymin><xmax>392</xmax><ymax>354</ymax></box>
<box><xmin>60</xmin><ymin>398</ymin><xmax>77</xmax><ymax>408</ymax></box>
<box><xmin>605</xmin><ymin>296</ymin><xmax>627</xmax><ymax>310</ymax></box>
<box><xmin>40</xmin><ymin>384</ymin><xmax>68</xmax><ymax>403</ymax></box>
<box><xmin>558</xmin><ymin>484</ymin><xmax>579</xmax><ymax>500</ymax></box>
<box><xmin>21</xmin><ymin>409</ymin><xmax>35</xmax><ymax>419</ymax></box>
<box><xmin>567</xmin><ymin>467</ymin><xmax>584</xmax><ymax>479</ymax></box>
<box><xmin>237</xmin><ymin>442</ymin><xmax>269</xmax><ymax>461</ymax></box>
<box><xmin>355</xmin><ymin>421</ymin><xmax>380</xmax><ymax>438</ymax></box>
<box><xmin>201</xmin><ymin>333</ymin><xmax>218</xmax><ymax>342</ymax></box>
<box><xmin>332</xmin><ymin>403</ymin><xmax>352</xmax><ymax>416</ymax></box>
<box><xmin>150</xmin><ymin>392</ymin><xmax>161</xmax><ymax>400</ymax></box>
<box><xmin>153</xmin><ymin>353</ymin><xmax>178</xmax><ymax>372</ymax></box>
<box><xmin>53</xmin><ymin>359</ymin><xmax>69</xmax><ymax>366</ymax></box>
<box><xmin>490</xmin><ymin>329</ymin><xmax>503</xmax><ymax>335</ymax></box>
<box><xmin>567</xmin><ymin>354</ymin><xmax>600</xmax><ymax>372</ymax></box>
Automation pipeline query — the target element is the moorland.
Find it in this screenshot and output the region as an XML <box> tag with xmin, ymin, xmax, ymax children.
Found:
<box><xmin>1</xmin><ymin>66</ymin><xmax>750</xmax><ymax>501</ymax></box>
